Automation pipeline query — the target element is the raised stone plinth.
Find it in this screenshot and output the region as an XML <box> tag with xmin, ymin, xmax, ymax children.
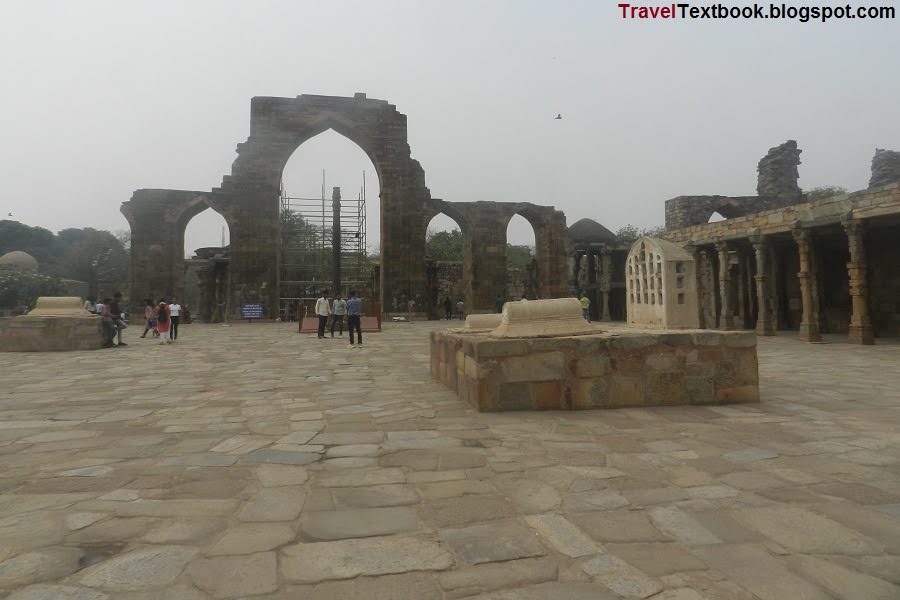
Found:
<box><xmin>431</xmin><ymin>325</ymin><xmax>758</xmax><ymax>411</ymax></box>
<box><xmin>464</xmin><ymin>313</ymin><xmax>503</xmax><ymax>331</ymax></box>
<box><xmin>0</xmin><ymin>297</ymin><xmax>104</xmax><ymax>352</ymax></box>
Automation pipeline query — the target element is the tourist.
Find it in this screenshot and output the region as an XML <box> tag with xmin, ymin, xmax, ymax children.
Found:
<box><xmin>346</xmin><ymin>289</ymin><xmax>363</xmax><ymax>348</ymax></box>
<box><xmin>580</xmin><ymin>291</ymin><xmax>591</xmax><ymax>322</ymax></box>
<box><xmin>140</xmin><ymin>298</ymin><xmax>155</xmax><ymax>338</ymax></box>
<box><xmin>455</xmin><ymin>299</ymin><xmax>464</xmax><ymax>320</ymax></box>
<box><xmin>168</xmin><ymin>297</ymin><xmax>182</xmax><ymax>340</ymax></box>
<box><xmin>98</xmin><ymin>297</ymin><xmax>115</xmax><ymax>348</ymax></box>
<box><xmin>83</xmin><ymin>296</ymin><xmax>96</xmax><ymax>313</ymax></box>
<box><xmin>315</xmin><ymin>290</ymin><xmax>331</xmax><ymax>339</ymax></box>
<box><xmin>109</xmin><ymin>292</ymin><xmax>128</xmax><ymax>346</ymax></box>
<box><xmin>495</xmin><ymin>294</ymin><xmax>504</xmax><ymax>314</ymax></box>
<box><xmin>156</xmin><ymin>300</ymin><xmax>171</xmax><ymax>344</ymax></box>
<box><xmin>331</xmin><ymin>292</ymin><xmax>347</xmax><ymax>338</ymax></box>
<box><xmin>443</xmin><ymin>296</ymin><xmax>452</xmax><ymax>320</ymax></box>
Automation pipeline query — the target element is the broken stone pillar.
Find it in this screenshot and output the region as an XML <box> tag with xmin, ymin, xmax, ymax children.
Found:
<box><xmin>490</xmin><ymin>298</ymin><xmax>596</xmax><ymax>338</ymax></box>
<box><xmin>869</xmin><ymin>148</ymin><xmax>900</xmax><ymax>188</ymax></box>
<box><xmin>599</xmin><ymin>248</ymin><xmax>612</xmax><ymax>321</ymax></box>
<box><xmin>842</xmin><ymin>218</ymin><xmax>874</xmax><ymax>344</ymax></box>
<box><xmin>750</xmin><ymin>235</ymin><xmax>775</xmax><ymax>336</ymax></box>
<box><xmin>757</xmin><ymin>140</ymin><xmax>803</xmax><ymax>204</ymax></box>
<box><xmin>792</xmin><ymin>228</ymin><xmax>822</xmax><ymax>342</ymax></box>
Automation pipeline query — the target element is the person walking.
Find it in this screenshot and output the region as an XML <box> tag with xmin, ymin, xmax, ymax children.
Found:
<box><xmin>156</xmin><ymin>300</ymin><xmax>172</xmax><ymax>344</ymax></box>
<box><xmin>140</xmin><ymin>298</ymin><xmax>155</xmax><ymax>338</ymax></box>
<box><xmin>495</xmin><ymin>294</ymin><xmax>504</xmax><ymax>314</ymax></box>
<box><xmin>443</xmin><ymin>296</ymin><xmax>452</xmax><ymax>320</ymax></box>
<box><xmin>579</xmin><ymin>291</ymin><xmax>591</xmax><ymax>322</ymax></box>
<box><xmin>168</xmin><ymin>298</ymin><xmax>182</xmax><ymax>340</ymax></box>
<box><xmin>330</xmin><ymin>293</ymin><xmax>347</xmax><ymax>338</ymax></box>
<box><xmin>315</xmin><ymin>290</ymin><xmax>331</xmax><ymax>339</ymax></box>
<box><xmin>346</xmin><ymin>289</ymin><xmax>363</xmax><ymax>348</ymax></box>
<box><xmin>455</xmin><ymin>299</ymin><xmax>465</xmax><ymax>320</ymax></box>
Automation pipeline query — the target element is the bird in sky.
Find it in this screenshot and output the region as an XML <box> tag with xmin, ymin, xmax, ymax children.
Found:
<box><xmin>555</xmin><ymin>114</ymin><xmax>562</xmax><ymax>120</ymax></box>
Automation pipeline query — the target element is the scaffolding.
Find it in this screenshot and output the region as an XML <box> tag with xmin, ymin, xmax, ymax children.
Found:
<box><xmin>279</xmin><ymin>171</ymin><xmax>368</xmax><ymax>319</ymax></box>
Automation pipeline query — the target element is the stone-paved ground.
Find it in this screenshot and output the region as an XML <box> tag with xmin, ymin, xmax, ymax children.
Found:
<box><xmin>0</xmin><ymin>322</ymin><xmax>899</xmax><ymax>599</ymax></box>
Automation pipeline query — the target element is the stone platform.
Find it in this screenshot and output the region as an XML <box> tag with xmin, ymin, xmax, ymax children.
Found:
<box><xmin>0</xmin><ymin>297</ymin><xmax>104</xmax><ymax>352</ymax></box>
<box><xmin>431</xmin><ymin>325</ymin><xmax>759</xmax><ymax>411</ymax></box>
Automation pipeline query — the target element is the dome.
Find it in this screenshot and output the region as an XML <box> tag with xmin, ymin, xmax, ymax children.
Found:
<box><xmin>0</xmin><ymin>251</ymin><xmax>39</xmax><ymax>271</ymax></box>
<box><xmin>567</xmin><ymin>218</ymin><xmax>617</xmax><ymax>244</ymax></box>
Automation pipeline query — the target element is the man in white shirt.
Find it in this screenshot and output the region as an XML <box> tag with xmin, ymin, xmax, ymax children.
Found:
<box><xmin>168</xmin><ymin>298</ymin><xmax>182</xmax><ymax>340</ymax></box>
<box><xmin>315</xmin><ymin>291</ymin><xmax>331</xmax><ymax>339</ymax></box>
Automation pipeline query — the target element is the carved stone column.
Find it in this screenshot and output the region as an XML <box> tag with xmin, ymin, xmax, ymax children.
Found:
<box><xmin>599</xmin><ymin>248</ymin><xmax>612</xmax><ymax>321</ymax></box>
<box><xmin>750</xmin><ymin>235</ymin><xmax>775</xmax><ymax>335</ymax></box>
<box><xmin>715</xmin><ymin>241</ymin><xmax>733</xmax><ymax>330</ymax></box>
<box><xmin>792</xmin><ymin>228</ymin><xmax>821</xmax><ymax>342</ymax></box>
<box><xmin>842</xmin><ymin>218</ymin><xmax>874</xmax><ymax>344</ymax></box>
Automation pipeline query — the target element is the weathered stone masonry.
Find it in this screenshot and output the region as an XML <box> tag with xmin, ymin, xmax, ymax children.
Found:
<box><xmin>123</xmin><ymin>94</ymin><xmax>569</xmax><ymax>317</ymax></box>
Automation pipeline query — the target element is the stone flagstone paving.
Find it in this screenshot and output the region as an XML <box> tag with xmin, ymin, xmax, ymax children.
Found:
<box><xmin>0</xmin><ymin>322</ymin><xmax>899</xmax><ymax>599</ymax></box>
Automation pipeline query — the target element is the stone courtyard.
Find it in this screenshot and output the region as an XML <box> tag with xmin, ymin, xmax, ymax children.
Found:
<box><xmin>1</xmin><ymin>322</ymin><xmax>899</xmax><ymax>599</ymax></box>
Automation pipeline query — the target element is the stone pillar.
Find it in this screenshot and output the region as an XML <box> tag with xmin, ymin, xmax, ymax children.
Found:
<box><xmin>792</xmin><ymin>228</ymin><xmax>821</xmax><ymax>342</ymax></box>
<box><xmin>715</xmin><ymin>241</ymin><xmax>733</xmax><ymax>330</ymax></box>
<box><xmin>599</xmin><ymin>248</ymin><xmax>612</xmax><ymax>321</ymax></box>
<box><xmin>332</xmin><ymin>187</ymin><xmax>341</xmax><ymax>295</ymax></box>
<box><xmin>750</xmin><ymin>235</ymin><xmax>775</xmax><ymax>335</ymax></box>
<box><xmin>842</xmin><ymin>219</ymin><xmax>874</xmax><ymax>344</ymax></box>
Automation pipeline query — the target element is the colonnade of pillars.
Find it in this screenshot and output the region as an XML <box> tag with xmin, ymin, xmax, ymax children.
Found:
<box><xmin>695</xmin><ymin>218</ymin><xmax>874</xmax><ymax>344</ymax></box>
<box><xmin>573</xmin><ymin>248</ymin><xmax>613</xmax><ymax>321</ymax></box>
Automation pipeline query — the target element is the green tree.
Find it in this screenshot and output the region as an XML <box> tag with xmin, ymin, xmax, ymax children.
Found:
<box><xmin>614</xmin><ymin>224</ymin><xmax>665</xmax><ymax>243</ymax></box>
<box><xmin>0</xmin><ymin>220</ymin><xmax>61</xmax><ymax>268</ymax></box>
<box><xmin>805</xmin><ymin>186</ymin><xmax>848</xmax><ymax>201</ymax></box>
<box><xmin>506</xmin><ymin>244</ymin><xmax>534</xmax><ymax>271</ymax></box>
<box><xmin>54</xmin><ymin>228</ymin><xmax>129</xmax><ymax>297</ymax></box>
<box><xmin>425</xmin><ymin>228</ymin><xmax>464</xmax><ymax>261</ymax></box>
<box><xmin>0</xmin><ymin>270</ymin><xmax>65</xmax><ymax>309</ymax></box>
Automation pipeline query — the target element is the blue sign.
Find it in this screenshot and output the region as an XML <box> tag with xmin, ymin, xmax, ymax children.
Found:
<box><xmin>241</xmin><ymin>303</ymin><xmax>264</xmax><ymax>320</ymax></box>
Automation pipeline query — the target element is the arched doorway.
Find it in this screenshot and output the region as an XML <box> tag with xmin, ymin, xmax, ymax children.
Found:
<box><xmin>506</xmin><ymin>214</ymin><xmax>537</xmax><ymax>302</ymax></box>
<box><xmin>425</xmin><ymin>212</ymin><xmax>466</xmax><ymax>319</ymax></box>
<box><xmin>279</xmin><ymin>129</ymin><xmax>381</xmax><ymax>320</ymax></box>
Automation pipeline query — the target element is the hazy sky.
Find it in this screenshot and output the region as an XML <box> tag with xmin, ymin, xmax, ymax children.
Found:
<box><xmin>2</xmin><ymin>1</ymin><xmax>898</xmax><ymax>256</ymax></box>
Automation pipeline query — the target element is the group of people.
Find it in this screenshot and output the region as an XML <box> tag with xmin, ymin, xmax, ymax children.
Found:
<box><xmin>314</xmin><ymin>289</ymin><xmax>364</xmax><ymax>347</ymax></box>
<box><xmin>140</xmin><ymin>298</ymin><xmax>184</xmax><ymax>344</ymax></box>
<box><xmin>84</xmin><ymin>292</ymin><xmax>128</xmax><ymax>348</ymax></box>
<box><xmin>442</xmin><ymin>296</ymin><xmax>466</xmax><ymax>320</ymax></box>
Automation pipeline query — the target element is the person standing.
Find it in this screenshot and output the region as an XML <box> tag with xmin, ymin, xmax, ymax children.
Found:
<box><xmin>83</xmin><ymin>296</ymin><xmax>96</xmax><ymax>313</ymax></box>
<box><xmin>109</xmin><ymin>292</ymin><xmax>127</xmax><ymax>346</ymax></box>
<box><xmin>315</xmin><ymin>290</ymin><xmax>331</xmax><ymax>339</ymax></box>
<box><xmin>455</xmin><ymin>299</ymin><xmax>464</xmax><ymax>320</ymax></box>
<box><xmin>579</xmin><ymin>291</ymin><xmax>591</xmax><ymax>322</ymax></box>
<box><xmin>346</xmin><ymin>289</ymin><xmax>362</xmax><ymax>348</ymax></box>
<box><xmin>168</xmin><ymin>298</ymin><xmax>182</xmax><ymax>340</ymax></box>
<box><xmin>443</xmin><ymin>296</ymin><xmax>452</xmax><ymax>320</ymax></box>
<box><xmin>330</xmin><ymin>293</ymin><xmax>347</xmax><ymax>338</ymax></box>
<box><xmin>140</xmin><ymin>299</ymin><xmax>154</xmax><ymax>338</ymax></box>
<box><xmin>495</xmin><ymin>294</ymin><xmax>504</xmax><ymax>314</ymax></box>
<box><xmin>98</xmin><ymin>298</ymin><xmax>115</xmax><ymax>348</ymax></box>
<box><xmin>156</xmin><ymin>301</ymin><xmax>171</xmax><ymax>344</ymax></box>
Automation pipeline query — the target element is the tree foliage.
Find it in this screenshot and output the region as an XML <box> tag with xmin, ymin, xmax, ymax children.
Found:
<box><xmin>0</xmin><ymin>220</ymin><xmax>128</xmax><ymax>298</ymax></box>
<box><xmin>0</xmin><ymin>270</ymin><xmax>66</xmax><ymax>309</ymax></box>
<box><xmin>425</xmin><ymin>227</ymin><xmax>535</xmax><ymax>269</ymax></box>
<box><xmin>805</xmin><ymin>186</ymin><xmax>848</xmax><ymax>201</ymax></box>
<box><xmin>614</xmin><ymin>224</ymin><xmax>666</xmax><ymax>243</ymax></box>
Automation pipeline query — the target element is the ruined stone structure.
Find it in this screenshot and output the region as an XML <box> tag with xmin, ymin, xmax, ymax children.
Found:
<box><xmin>663</xmin><ymin>147</ymin><xmax>900</xmax><ymax>343</ymax></box>
<box><xmin>665</xmin><ymin>140</ymin><xmax>807</xmax><ymax>230</ymax></box>
<box><xmin>566</xmin><ymin>219</ymin><xmax>630</xmax><ymax>321</ymax></box>
<box><xmin>0</xmin><ymin>297</ymin><xmax>104</xmax><ymax>352</ymax></box>
<box><xmin>626</xmin><ymin>237</ymin><xmax>699</xmax><ymax>329</ymax></box>
<box><xmin>870</xmin><ymin>148</ymin><xmax>900</xmax><ymax>188</ymax></box>
<box><xmin>431</xmin><ymin>303</ymin><xmax>758</xmax><ymax>411</ymax></box>
<box><xmin>123</xmin><ymin>94</ymin><xmax>568</xmax><ymax>318</ymax></box>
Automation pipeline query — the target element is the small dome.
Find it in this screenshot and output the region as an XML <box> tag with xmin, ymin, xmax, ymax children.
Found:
<box><xmin>567</xmin><ymin>218</ymin><xmax>617</xmax><ymax>244</ymax></box>
<box><xmin>0</xmin><ymin>251</ymin><xmax>39</xmax><ymax>271</ymax></box>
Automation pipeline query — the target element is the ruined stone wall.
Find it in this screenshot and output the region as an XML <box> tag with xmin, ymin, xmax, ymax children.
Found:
<box><xmin>757</xmin><ymin>140</ymin><xmax>803</xmax><ymax>202</ymax></box>
<box><xmin>869</xmin><ymin>149</ymin><xmax>900</xmax><ymax>188</ymax></box>
<box><xmin>663</xmin><ymin>184</ymin><xmax>900</xmax><ymax>245</ymax></box>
